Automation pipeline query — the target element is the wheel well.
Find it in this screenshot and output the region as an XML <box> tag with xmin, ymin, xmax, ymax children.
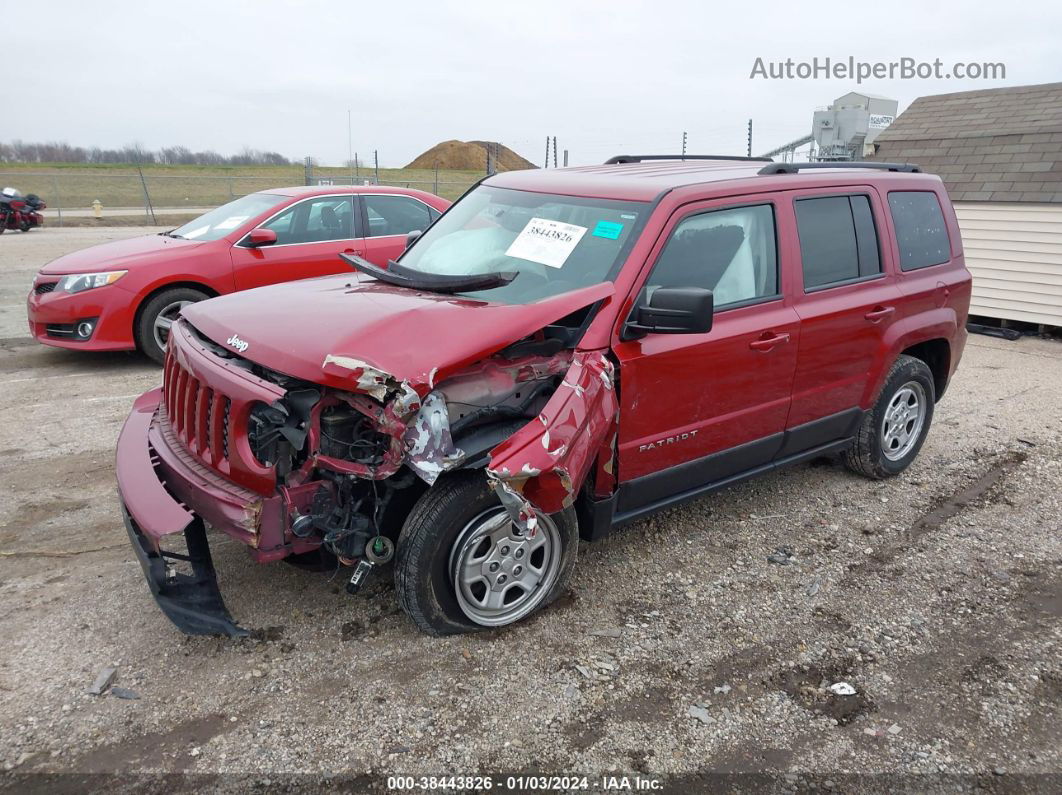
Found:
<box><xmin>901</xmin><ymin>338</ymin><xmax>951</xmax><ymax>401</ymax></box>
<box><xmin>132</xmin><ymin>281</ymin><xmax>219</xmax><ymax>348</ymax></box>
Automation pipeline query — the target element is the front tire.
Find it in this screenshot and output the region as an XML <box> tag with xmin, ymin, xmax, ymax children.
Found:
<box><xmin>394</xmin><ymin>472</ymin><xmax>578</xmax><ymax>636</ymax></box>
<box><xmin>136</xmin><ymin>287</ymin><xmax>208</xmax><ymax>364</ymax></box>
<box><xmin>844</xmin><ymin>354</ymin><xmax>935</xmax><ymax>479</ymax></box>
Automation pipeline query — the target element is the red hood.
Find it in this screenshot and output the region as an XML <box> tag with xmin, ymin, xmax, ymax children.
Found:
<box><xmin>181</xmin><ymin>274</ymin><xmax>614</xmax><ymax>392</ymax></box>
<box><xmin>40</xmin><ymin>234</ymin><xmax>207</xmax><ymax>275</ymax></box>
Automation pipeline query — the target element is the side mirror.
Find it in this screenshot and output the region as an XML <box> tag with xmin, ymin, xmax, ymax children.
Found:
<box><xmin>625</xmin><ymin>287</ymin><xmax>714</xmax><ymax>338</ymax></box>
<box><xmin>247</xmin><ymin>228</ymin><xmax>277</xmax><ymax>247</ymax></box>
<box><xmin>405</xmin><ymin>229</ymin><xmax>422</xmax><ymax>249</ymax></box>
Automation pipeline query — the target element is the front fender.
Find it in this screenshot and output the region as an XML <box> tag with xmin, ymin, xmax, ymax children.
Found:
<box><xmin>486</xmin><ymin>351</ymin><xmax>618</xmax><ymax>532</ymax></box>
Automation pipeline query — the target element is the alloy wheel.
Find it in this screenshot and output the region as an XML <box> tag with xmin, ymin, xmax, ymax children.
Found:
<box><xmin>152</xmin><ymin>300</ymin><xmax>193</xmax><ymax>353</ymax></box>
<box><xmin>449</xmin><ymin>507</ymin><xmax>562</xmax><ymax>627</ymax></box>
<box><xmin>880</xmin><ymin>380</ymin><xmax>927</xmax><ymax>461</ymax></box>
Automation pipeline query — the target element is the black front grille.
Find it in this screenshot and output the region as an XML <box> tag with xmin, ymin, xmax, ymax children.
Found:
<box><xmin>35</xmin><ymin>282</ymin><xmax>57</xmax><ymax>295</ymax></box>
<box><xmin>45</xmin><ymin>323</ymin><xmax>76</xmax><ymax>337</ymax></box>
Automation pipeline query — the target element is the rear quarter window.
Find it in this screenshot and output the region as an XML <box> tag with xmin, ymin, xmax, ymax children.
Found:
<box><xmin>887</xmin><ymin>191</ymin><xmax>951</xmax><ymax>271</ymax></box>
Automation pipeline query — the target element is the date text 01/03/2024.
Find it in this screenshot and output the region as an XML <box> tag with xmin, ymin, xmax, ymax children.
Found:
<box><xmin>385</xmin><ymin>774</ymin><xmax>663</xmax><ymax>790</ymax></box>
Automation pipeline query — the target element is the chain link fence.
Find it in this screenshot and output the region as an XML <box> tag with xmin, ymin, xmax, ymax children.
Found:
<box><xmin>0</xmin><ymin>171</ymin><xmax>478</xmax><ymax>226</ymax></box>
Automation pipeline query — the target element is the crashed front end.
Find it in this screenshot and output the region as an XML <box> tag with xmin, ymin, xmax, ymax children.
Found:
<box><xmin>117</xmin><ymin>314</ymin><xmax>618</xmax><ymax>636</ymax></box>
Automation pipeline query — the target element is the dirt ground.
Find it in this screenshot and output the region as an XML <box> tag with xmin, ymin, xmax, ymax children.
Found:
<box><xmin>0</xmin><ymin>228</ymin><xmax>1059</xmax><ymax>792</ymax></box>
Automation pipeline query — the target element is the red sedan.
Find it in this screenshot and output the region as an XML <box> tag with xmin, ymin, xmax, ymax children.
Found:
<box><xmin>27</xmin><ymin>185</ymin><xmax>450</xmax><ymax>362</ymax></box>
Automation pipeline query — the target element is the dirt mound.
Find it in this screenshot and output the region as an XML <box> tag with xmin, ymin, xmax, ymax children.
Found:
<box><xmin>405</xmin><ymin>140</ymin><xmax>536</xmax><ymax>171</ymax></box>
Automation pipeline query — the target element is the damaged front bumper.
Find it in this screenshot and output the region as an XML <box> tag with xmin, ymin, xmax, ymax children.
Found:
<box><xmin>117</xmin><ymin>388</ymin><xmax>248</xmax><ymax>636</ymax></box>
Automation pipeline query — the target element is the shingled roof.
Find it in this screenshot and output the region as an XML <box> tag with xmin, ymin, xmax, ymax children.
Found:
<box><xmin>868</xmin><ymin>82</ymin><xmax>1062</xmax><ymax>202</ymax></box>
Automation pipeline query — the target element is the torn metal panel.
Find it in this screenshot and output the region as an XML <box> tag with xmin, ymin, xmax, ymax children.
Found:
<box><xmin>488</xmin><ymin>472</ymin><xmax>540</xmax><ymax>537</ymax></box>
<box><xmin>322</xmin><ymin>354</ymin><xmax>422</xmax><ymax>412</ymax></box>
<box><xmin>404</xmin><ymin>391</ymin><xmax>465</xmax><ymax>484</ymax></box>
<box><xmin>487</xmin><ymin>350</ymin><xmax>619</xmax><ymax>523</ymax></box>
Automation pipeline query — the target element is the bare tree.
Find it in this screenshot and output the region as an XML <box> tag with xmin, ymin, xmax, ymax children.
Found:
<box><xmin>0</xmin><ymin>140</ymin><xmax>293</xmax><ymax>166</ymax></box>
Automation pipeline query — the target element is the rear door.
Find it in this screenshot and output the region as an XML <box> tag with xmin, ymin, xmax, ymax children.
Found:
<box><xmin>785</xmin><ymin>189</ymin><xmax>902</xmax><ymax>447</ymax></box>
<box><xmin>230</xmin><ymin>195</ymin><xmax>362</xmax><ymax>290</ymax></box>
<box><xmin>359</xmin><ymin>194</ymin><xmax>441</xmax><ymax>265</ymax></box>
<box><xmin>612</xmin><ymin>195</ymin><xmax>800</xmax><ymax>509</ymax></box>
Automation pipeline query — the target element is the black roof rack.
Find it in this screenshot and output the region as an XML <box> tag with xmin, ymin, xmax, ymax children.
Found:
<box><xmin>605</xmin><ymin>154</ymin><xmax>773</xmax><ymax>165</ymax></box>
<box><xmin>758</xmin><ymin>161</ymin><xmax>921</xmax><ymax>175</ymax></box>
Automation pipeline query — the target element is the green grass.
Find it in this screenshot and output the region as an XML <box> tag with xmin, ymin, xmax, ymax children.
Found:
<box><xmin>40</xmin><ymin>213</ymin><xmax>198</xmax><ymax>228</ymax></box>
<box><xmin>0</xmin><ymin>163</ymin><xmax>486</xmax><ymax>210</ymax></box>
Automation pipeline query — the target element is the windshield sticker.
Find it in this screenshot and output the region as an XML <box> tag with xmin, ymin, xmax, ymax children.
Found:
<box><xmin>592</xmin><ymin>220</ymin><xmax>623</xmax><ymax>240</ymax></box>
<box><xmin>505</xmin><ymin>217</ymin><xmax>587</xmax><ymax>269</ymax></box>
<box><xmin>214</xmin><ymin>215</ymin><xmax>249</xmax><ymax>230</ymax></box>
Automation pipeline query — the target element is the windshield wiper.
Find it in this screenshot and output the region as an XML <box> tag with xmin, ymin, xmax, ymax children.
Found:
<box><xmin>339</xmin><ymin>253</ymin><xmax>516</xmax><ymax>293</ymax></box>
<box><xmin>159</xmin><ymin>230</ymin><xmax>185</xmax><ymax>239</ymax></box>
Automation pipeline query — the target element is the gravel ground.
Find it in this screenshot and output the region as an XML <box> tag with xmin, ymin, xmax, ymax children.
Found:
<box><xmin>0</xmin><ymin>228</ymin><xmax>1059</xmax><ymax>792</ymax></box>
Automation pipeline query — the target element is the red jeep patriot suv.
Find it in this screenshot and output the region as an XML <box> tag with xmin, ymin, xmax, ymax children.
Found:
<box><xmin>115</xmin><ymin>156</ymin><xmax>971</xmax><ymax>637</ymax></box>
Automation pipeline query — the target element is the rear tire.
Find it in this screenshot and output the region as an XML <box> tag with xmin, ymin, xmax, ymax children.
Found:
<box><xmin>136</xmin><ymin>287</ymin><xmax>208</xmax><ymax>364</ymax></box>
<box><xmin>844</xmin><ymin>354</ymin><xmax>935</xmax><ymax>479</ymax></box>
<box><xmin>394</xmin><ymin>472</ymin><xmax>577</xmax><ymax>636</ymax></box>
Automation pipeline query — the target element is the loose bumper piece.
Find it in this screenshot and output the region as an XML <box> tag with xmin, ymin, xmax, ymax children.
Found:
<box><xmin>117</xmin><ymin>388</ymin><xmax>247</xmax><ymax>636</ymax></box>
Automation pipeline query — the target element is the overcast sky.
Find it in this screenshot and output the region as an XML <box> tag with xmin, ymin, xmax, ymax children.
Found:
<box><xmin>5</xmin><ymin>0</ymin><xmax>1060</xmax><ymax>167</ymax></box>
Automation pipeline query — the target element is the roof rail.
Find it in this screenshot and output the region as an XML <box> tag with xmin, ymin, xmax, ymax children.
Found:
<box><xmin>758</xmin><ymin>161</ymin><xmax>922</xmax><ymax>175</ymax></box>
<box><xmin>605</xmin><ymin>154</ymin><xmax>773</xmax><ymax>165</ymax></box>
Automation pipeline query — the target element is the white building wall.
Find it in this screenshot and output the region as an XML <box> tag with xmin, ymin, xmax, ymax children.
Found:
<box><xmin>954</xmin><ymin>201</ymin><xmax>1062</xmax><ymax>326</ymax></box>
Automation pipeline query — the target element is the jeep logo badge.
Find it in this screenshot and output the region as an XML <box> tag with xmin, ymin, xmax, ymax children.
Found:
<box><xmin>226</xmin><ymin>334</ymin><xmax>249</xmax><ymax>353</ymax></box>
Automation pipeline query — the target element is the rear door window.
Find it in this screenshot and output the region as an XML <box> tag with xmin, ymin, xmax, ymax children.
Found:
<box><xmin>795</xmin><ymin>194</ymin><xmax>882</xmax><ymax>289</ymax></box>
<box><xmin>363</xmin><ymin>195</ymin><xmax>434</xmax><ymax>238</ymax></box>
<box><xmin>887</xmin><ymin>191</ymin><xmax>951</xmax><ymax>270</ymax></box>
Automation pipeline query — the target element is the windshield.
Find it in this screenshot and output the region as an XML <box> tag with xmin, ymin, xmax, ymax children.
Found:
<box><xmin>170</xmin><ymin>193</ymin><xmax>287</xmax><ymax>241</ymax></box>
<box><xmin>397</xmin><ymin>185</ymin><xmax>646</xmax><ymax>303</ymax></box>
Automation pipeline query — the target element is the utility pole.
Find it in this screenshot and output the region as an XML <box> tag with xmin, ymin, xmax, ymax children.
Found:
<box><xmin>544</xmin><ymin>136</ymin><xmax>550</xmax><ymax>168</ymax></box>
<box><xmin>552</xmin><ymin>136</ymin><xmax>557</xmax><ymax>168</ymax></box>
<box><xmin>374</xmin><ymin>149</ymin><xmax>379</xmax><ymax>184</ymax></box>
<box><xmin>133</xmin><ymin>149</ymin><xmax>156</xmax><ymax>225</ymax></box>
<box><xmin>347</xmin><ymin>109</ymin><xmax>354</xmax><ymax>185</ymax></box>
<box><xmin>563</xmin><ymin>149</ymin><xmax>569</xmax><ymax>167</ymax></box>
<box><xmin>747</xmin><ymin>119</ymin><xmax>753</xmax><ymax>157</ymax></box>
<box><xmin>682</xmin><ymin>131</ymin><xmax>687</xmax><ymax>158</ymax></box>
<box><xmin>355</xmin><ymin>151</ymin><xmax>360</xmax><ymax>180</ymax></box>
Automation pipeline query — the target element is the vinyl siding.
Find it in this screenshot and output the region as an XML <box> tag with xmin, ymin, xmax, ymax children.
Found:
<box><xmin>954</xmin><ymin>202</ymin><xmax>1062</xmax><ymax>325</ymax></box>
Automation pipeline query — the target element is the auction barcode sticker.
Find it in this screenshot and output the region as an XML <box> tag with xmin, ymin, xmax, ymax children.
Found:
<box><xmin>505</xmin><ymin>217</ymin><xmax>587</xmax><ymax>268</ymax></box>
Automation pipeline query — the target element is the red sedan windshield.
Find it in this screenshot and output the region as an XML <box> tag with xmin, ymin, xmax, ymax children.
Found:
<box><xmin>170</xmin><ymin>193</ymin><xmax>287</xmax><ymax>241</ymax></box>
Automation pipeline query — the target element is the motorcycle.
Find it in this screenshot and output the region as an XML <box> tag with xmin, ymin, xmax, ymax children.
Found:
<box><xmin>0</xmin><ymin>187</ymin><xmax>46</xmax><ymax>233</ymax></box>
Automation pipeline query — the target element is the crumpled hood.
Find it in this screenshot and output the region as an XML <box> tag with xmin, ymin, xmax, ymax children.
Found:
<box><xmin>40</xmin><ymin>234</ymin><xmax>205</xmax><ymax>275</ymax></box>
<box><xmin>182</xmin><ymin>274</ymin><xmax>614</xmax><ymax>393</ymax></box>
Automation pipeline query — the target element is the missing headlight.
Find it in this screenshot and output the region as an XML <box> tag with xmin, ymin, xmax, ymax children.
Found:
<box><xmin>248</xmin><ymin>388</ymin><xmax>320</xmax><ymax>476</ymax></box>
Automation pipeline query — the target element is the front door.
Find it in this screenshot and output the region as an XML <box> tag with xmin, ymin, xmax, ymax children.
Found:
<box><xmin>231</xmin><ymin>195</ymin><xmax>361</xmax><ymax>291</ymax></box>
<box><xmin>612</xmin><ymin>197</ymin><xmax>800</xmax><ymax>510</ymax></box>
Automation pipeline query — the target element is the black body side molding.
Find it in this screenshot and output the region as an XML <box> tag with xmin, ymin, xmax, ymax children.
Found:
<box><xmin>581</xmin><ymin>408</ymin><xmax>865</xmax><ymax>538</ymax></box>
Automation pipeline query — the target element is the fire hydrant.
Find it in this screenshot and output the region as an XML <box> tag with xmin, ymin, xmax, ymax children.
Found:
<box><xmin>92</xmin><ymin>199</ymin><xmax>102</xmax><ymax>219</ymax></box>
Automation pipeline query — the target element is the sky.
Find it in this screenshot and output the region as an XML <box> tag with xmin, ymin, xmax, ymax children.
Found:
<box><xmin>3</xmin><ymin>0</ymin><xmax>1060</xmax><ymax>168</ymax></box>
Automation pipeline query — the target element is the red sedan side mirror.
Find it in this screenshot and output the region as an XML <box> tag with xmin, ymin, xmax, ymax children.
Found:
<box><xmin>247</xmin><ymin>228</ymin><xmax>277</xmax><ymax>247</ymax></box>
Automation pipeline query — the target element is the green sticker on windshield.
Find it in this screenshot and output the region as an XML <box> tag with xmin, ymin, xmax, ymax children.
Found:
<box><xmin>593</xmin><ymin>220</ymin><xmax>623</xmax><ymax>240</ymax></box>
